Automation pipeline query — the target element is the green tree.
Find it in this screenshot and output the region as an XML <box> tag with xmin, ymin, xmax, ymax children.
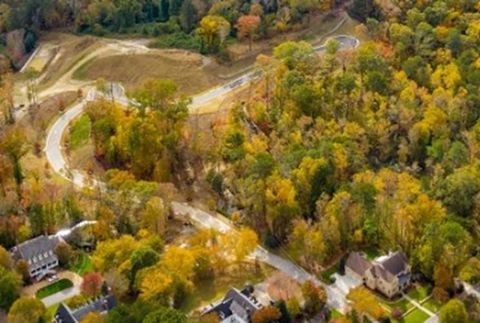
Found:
<box><xmin>179</xmin><ymin>0</ymin><xmax>197</xmax><ymax>33</ymax></box>
<box><xmin>7</xmin><ymin>296</ymin><xmax>45</xmax><ymax>323</ymax></box>
<box><xmin>143</xmin><ymin>307</ymin><xmax>187</xmax><ymax>323</ymax></box>
<box><xmin>0</xmin><ymin>266</ymin><xmax>21</xmax><ymax>309</ymax></box>
<box><xmin>439</xmin><ymin>299</ymin><xmax>468</xmax><ymax>323</ymax></box>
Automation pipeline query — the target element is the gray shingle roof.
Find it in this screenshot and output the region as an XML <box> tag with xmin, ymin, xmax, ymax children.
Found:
<box><xmin>380</xmin><ymin>251</ymin><xmax>408</xmax><ymax>276</ymax></box>
<box><xmin>55</xmin><ymin>295</ymin><xmax>117</xmax><ymax>323</ymax></box>
<box><xmin>10</xmin><ymin>235</ymin><xmax>60</xmax><ymax>270</ymax></box>
<box><xmin>346</xmin><ymin>252</ymin><xmax>371</xmax><ymax>276</ymax></box>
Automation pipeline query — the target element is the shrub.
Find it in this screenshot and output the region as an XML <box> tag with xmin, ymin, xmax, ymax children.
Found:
<box><xmin>150</xmin><ymin>32</ymin><xmax>202</xmax><ymax>52</ymax></box>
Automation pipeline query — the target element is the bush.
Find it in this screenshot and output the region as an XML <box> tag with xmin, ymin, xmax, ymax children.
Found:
<box><xmin>150</xmin><ymin>32</ymin><xmax>202</xmax><ymax>52</ymax></box>
<box><xmin>391</xmin><ymin>307</ymin><xmax>404</xmax><ymax>320</ymax></box>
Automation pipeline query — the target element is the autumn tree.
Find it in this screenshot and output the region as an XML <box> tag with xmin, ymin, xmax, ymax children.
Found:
<box><xmin>236</xmin><ymin>15</ymin><xmax>261</xmax><ymax>51</ymax></box>
<box><xmin>347</xmin><ymin>287</ymin><xmax>384</xmax><ymax>320</ymax></box>
<box><xmin>81</xmin><ymin>272</ymin><xmax>103</xmax><ymax>297</ymax></box>
<box><xmin>7</xmin><ymin>297</ymin><xmax>45</xmax><ymax>323</ymax></box>
<box><xmin>196</xmin><ymin>15</ymin><xmax>230</xmax><ymax>53</ymax></box>
<box><xmin>301</xmin><ymin>280</ymin><xmax>326</xmax><ymax>316</ymax></box>
<box><xmin>55</xmin><ymin>241</ymin><xmax>73</xmax><ymax>267</ymax></box>
<box><xmin>252</xmin><ymin>305</ymin><xmax>281</xmax><ymax>323</ymax></box>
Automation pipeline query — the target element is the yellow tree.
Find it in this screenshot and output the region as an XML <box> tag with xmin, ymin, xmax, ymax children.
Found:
<box><xmin>139</xmin><ymin>267</ymin><xmax>173</xmax><ymax>303</ymax></box>
<box><xmin>266</xmin><ymin>173</ymin><xmax>299</xmax><ymax>241</ymax></box>
<box><xmin>347</xmin><ymin>287</ymin><xmax>385</xmax><ymax>320</ymax></box>
<box><xmin>140</xmin><ymin>196</ymin><xmax>167</xmax><ymax>236</ymax></box>
<box><xmin>196</xmin><ymin>15</ymin><xmax>230</xmax><ymax>53</ymax></box>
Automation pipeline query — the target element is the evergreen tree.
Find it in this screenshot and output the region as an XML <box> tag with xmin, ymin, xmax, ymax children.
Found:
<box><xmin>179</xmin><ymin>0</ymin><xmax>198</xmax><ymax>33</ymax></box>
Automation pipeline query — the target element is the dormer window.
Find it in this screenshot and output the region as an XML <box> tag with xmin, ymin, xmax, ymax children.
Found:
<box><xmin>44</xmin><ymin>252</ymin><xmax>48</xmax><ymax>258</ymax></box>
<box><xmin>33</xmin><ymin>257</ymin><xmax>37</xmax><ymax>263</ymax></box>
<box><xmin>38</xmin><ymin>254</ymin><xmax>43</xmax><ymax>260</ymax></box>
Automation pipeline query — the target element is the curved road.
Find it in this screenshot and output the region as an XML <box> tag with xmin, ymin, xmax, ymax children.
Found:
<box><xmin>44</xmin><ymin>35</ymin><xmax>360</xmax><ymax>313</ymax></box>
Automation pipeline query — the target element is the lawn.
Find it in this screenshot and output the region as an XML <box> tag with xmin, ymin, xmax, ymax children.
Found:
<box><xmin>43</xmin><ymin>304</ymin><xmax>59</xmax><ymax>322</ymax></box>
<box><xmin>179</xmin><ymin>263</ymin><xmax>273</xmax><ymax>313</ymax></box>
<box><xmin>69</xmin><ymin>252</ymin><xmax>94</xmax><ymax>276</ymax></box>
<box><xmin>402</xmin><ymin>308</ymin><xmax>430</xmax><ymax>323</ymax></box>
<box><xmin>36</xmin><ymin>279</ymin><xmax>74</xmax><ymax>299</ymax></box>
<box><xmin>407</xmin><ymin>284</ymin><xmax>430</xmax><ymax>302</ymax></box>
<box><xmin>320</xmin><ymin>263</ymin><xmax>338</xmax><ymax>283</ymax></box>
<box><xmin>422</xmin><ymin>297</ymin><xmax>442</xmax><ymax>313</ymax></box>
<box><xmin>379</xmin><ymin>296</ymin><xmax>413</xmax><ymax>312</ymax></box>
<box><xmin>69</xmin><ymin>115</ymin><xmax>91</xmax><ymax>150</ymax></box>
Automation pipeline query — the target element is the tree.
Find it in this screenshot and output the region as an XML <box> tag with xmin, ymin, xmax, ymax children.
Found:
<box><xmin>7</xmin><ymin>296</ymin><xmax>45</xmax><ymax>323</ymax></box>
<box><xmin>140</xmin><ymin>197</ymin><xmax>167</xmax><ymax>236</ymax></box>
<box><xmin>347</xmin><ymin>287</ymin><xmax>384</xmax><ymax>320</ymax></box>
<box><xmin>55</xmin><ymin>241</ymin><xmax>73</xmax><ymax>267</ymax></box>
<box><xmin>236</xmin><ymin>15</ymin><xmax>261</xmax><ymax>51</ymax></box>
<box><xmin>0</xmin><ymin>246</ymin><xmax>13</xmax><ymax>269</ymax></box>
<box><xmin>0</xmin><ymin>129</ymin><xmax>28</xmax><ymax>196</ymax></box>
<box><xmin>143</xmin><ymin>307</ymin><xmax>187</xmax><ymax>323</ymax></box>
<box><xmin>301</xmin><ymin>280</ymin><xmax>326</xmax><ymax>315</ymax></box>
<box><xmin>252</xmin><ymin>306</ymin><xmax>281</xmax><ymax>323</ymax></box>
<box><xmin>179</xmin><ymin>0</ymin><xmax>197</xmax><ymax>33</ymax></box>
<box><xmin>439</xmin><ymin>299</ymin><xmax>468</xmax><ymax>323</ymax></box>
<box><xmin>81</xmin><ymin>272</ymin><xmax>103</xmax><ymax>297</ymax></box>
<box><xmin>232</xmin><ymin>228</ymin><xmax>258</xmax><ymax>262</ymax></box>
<box><xmin>196</xmin><ymin>15</ymin><xmax>230</xmax><ymax>53</ymax></box>
<box><xmin>460</xmin><ymin>258</ymin><xmax>480</xmax><ymax>284</ymax></box>
<box><xmin>81</xmin><ymin>312</ymin><xmax>105</xmax><ymax>323</ymax></box>
<box><xmin>139</xmin><ymin>267</ymin><xmax>173</xmax><ymax>303</ymax></box>
<box><xmin>0</xmin><ymin>266</ymin><xmax>21</xmax><ymax>309</ymax></box>
<box><xmin>130</xmin><ymin>247</ymin><xmax>160</xmax><ymax>288</ymax></box>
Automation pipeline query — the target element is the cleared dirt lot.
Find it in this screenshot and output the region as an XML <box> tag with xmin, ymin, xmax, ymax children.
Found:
<box><xmin>73</xmin><ymin>52</ymin><xmax>222</xmax><ymax>94</ymax></box>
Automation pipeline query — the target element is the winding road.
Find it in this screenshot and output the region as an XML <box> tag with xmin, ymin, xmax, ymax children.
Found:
<box><xmin>43</xmin><ymin>35</ymin><xmax>360</xmax><ymax>313</ymax></box>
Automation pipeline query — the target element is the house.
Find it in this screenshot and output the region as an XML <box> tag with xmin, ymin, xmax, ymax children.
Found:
<box><xmin>202</xmin><ymin>286</ymin><xmax>263</xmax><ymax>322</ymax></box>
<box><xmin>345</xmin><ymin>251</ymin><xmax>411</xmax><ymax>298</ymax></box>
<box><xmin>54</xmin><ymin>294</ymin><xmax>117</xmax><ymax>323</ymax></box>
<box><xmin>10</xmin><ymin>235</ymin><xmax>62</xmax><ymax>281</ymax></box>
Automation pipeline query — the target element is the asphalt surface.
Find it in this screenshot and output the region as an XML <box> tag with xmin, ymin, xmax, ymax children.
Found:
<box><xmin>44</xmin><ymin>35</ymin><xmax>360</xmax><ymax>313</ymax></box>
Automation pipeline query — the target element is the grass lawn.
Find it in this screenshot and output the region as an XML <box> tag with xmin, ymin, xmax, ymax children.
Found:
<box><xmin>179</xmin><ymin>263</ymin><xmax>273</xmax><ymax>314</ymax></box>
<box><xmin>36</xmin><ymin>279</ymin><xmax>73</xmax><ymax>299</ymax></box>
<box><xmin>320</xmin><ymin>263</ymin><xmax>338</xmax><ymax>283</ymax></box>
<box><xmin>69</xmin><ymin>115</ymin><xmax>91</xmax><ymax>150</ymax></box>
<box><xmin>402</xmin><ymin>308</ymin><xmax>430</xmax><ymax>323</ymax></box>
<box><xmin>43</xmin><ymin>304</ymin><xmax>59</xmax><ymax>322</ymax></box>
<box><xmin>69</xmin><ymin>252</ymin><xmax>94</xmax><ymax>276</ymax></box>
<box><xmin>407</xmin><ymin>284</ymin><xmax>430</xmax><ymax>302</ymax></box>
<box><xmin>422</xmin><ymin>297</ymin><xmax>442</xmax><ymax>313</ymax></box>
<box><xmin>379</xmin><ymin>296</ymin><xmax>413</xmax><ymax>313</ymax></box>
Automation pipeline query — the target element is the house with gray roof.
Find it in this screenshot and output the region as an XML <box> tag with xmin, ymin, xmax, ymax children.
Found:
<box><xmin>202</xmin><ymin>286</ymin><xmax>262</xmax><ymax>322</ymax></box>
<box><xmin>10</xmin><ymin>235</ymin><xmax>61</xmax><ymax>281</ymax></box>
<box><xmin>345</xmin><ymin>251</ymin><xmax>411</xmax><ymax>298</ymax></box>
<box><xmin>54</xmin><ymin>294</ymin><xmax>116</xmax><ymax>323</ymax></box>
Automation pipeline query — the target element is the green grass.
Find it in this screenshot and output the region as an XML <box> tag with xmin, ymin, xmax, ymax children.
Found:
<box><xmin>36</xmin><ymin>279</ymin><xmax>74</xmax><ymax>299</ymax></box>
<box><xmin>330</xmin><ymin>308</ymin><xmax>344</xmax><ymax>320</ymax></box>
<box><xmin>43</xmin><ymin>304</ymin><xmax>59</xmax><ymax>322</ymax></box>
<box><xmin>402</xmin><ymin>308</ymin><xmax>430</xmax><ymax>323</ymax></box>
<box><xmin>407</xmin><ymin>284</ymin><xmax>430</xmax><ymax>302</ymax></box>
<box><xmin>422</xmin><ymin>297</ymin><xmax>442</xmax><ymax>313</ymax></box>
<box><xmin>320</xmin><ymin>263</ymin><xmax>338</xmax><ymax>283</ymax></box>
<box><xmin>69</xmin><ymin>115</ymin><xmax>91</xmax><ymax>150</ymax></box>
<box><xmin>69</xmin><ymin>252</ymin><xmax>93</xmax><ymax>276</ymax></box>
<box><xmin>379</xmin><ymin>296</ymin><xmax>413</xmax><ymax>312</ymax></box>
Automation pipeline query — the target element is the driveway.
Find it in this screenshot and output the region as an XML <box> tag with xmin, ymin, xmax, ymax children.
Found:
<box><xmin>41</xmin><ymin>286</ymin><xmax>81</xmax><ymax>307</ymax></box>
<box><xmin>21</xmin><ymin>270</ymin><xmax>82</xmax><ymax>297</ymax></box>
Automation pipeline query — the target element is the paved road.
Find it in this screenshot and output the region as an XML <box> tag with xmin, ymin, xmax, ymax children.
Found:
<box><xmin>44</xmin><ymin>35</ymin><xmax>360</xmax><ymax>313</ymax></box>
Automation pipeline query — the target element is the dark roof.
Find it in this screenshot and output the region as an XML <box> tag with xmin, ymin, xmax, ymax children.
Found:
<box><xmin>54</xmin><ymin>295</ymin><xmax>116</xmax><ymax>323</ymax></box>
<box><xmin>10</xmin><ymin>235</ymin><xmax>60</xmax><ymax>270</ymax></box>
<box><xmin>205</xmin><ymin>287</ymin><xmax>260</xmax><ymax>321</ymax></box>
<box><xmin>346</xmin><ymin>252</ymin><xmax>371</xmax><ymax>276</ymax></box>
<box><xmin>370</xmin><ymin>264</ymin><xmax>395</xmax><ymax>282</ymax></box>
<box><xmin>380</xmin><ymin>252</ymin><xmax>408</xmax><ymax>276</ymax></box>
<box><xmin>54</xmin><ymin>303</ymin><xmax>76</xmax><ymax>323</ymax></box>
